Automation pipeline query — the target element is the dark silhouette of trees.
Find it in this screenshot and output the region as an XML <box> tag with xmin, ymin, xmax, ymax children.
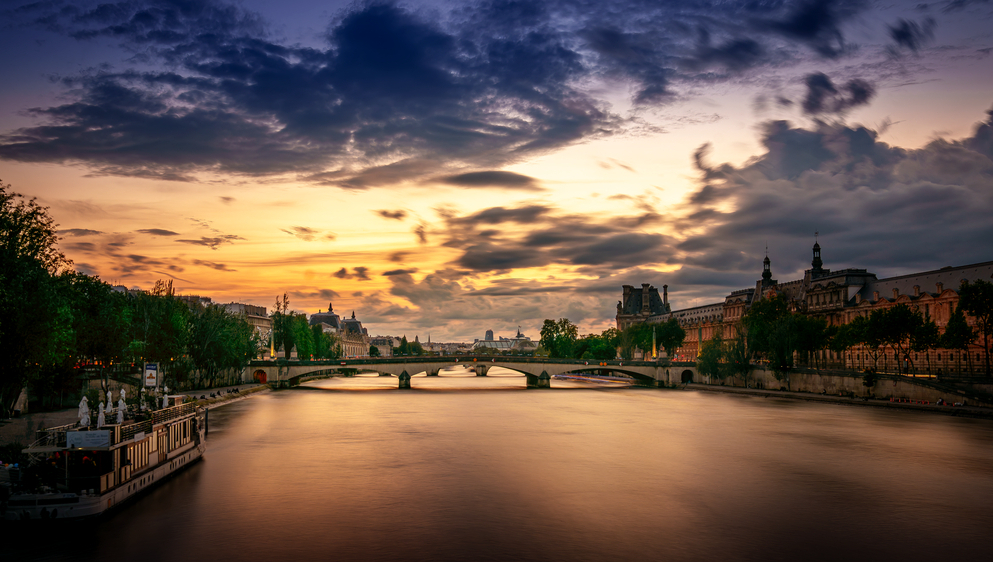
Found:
<box><xmin>0</xmin><ymin>182</ymin><xmax>73</xmax><ymax>415</ymax></box>
<box><xmin>941</xmin><ymin>305</ymin><xmax>975</xmax><ymax>376</ymax></box>
<box><xmin>958</xmin><ymin>280</ymin><xmax>993</xmax><ymax>376</ymax></box>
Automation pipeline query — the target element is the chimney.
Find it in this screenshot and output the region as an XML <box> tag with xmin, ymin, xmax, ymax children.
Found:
<box><xmin>892</xmin><ymin>288</ymin><xmax>899</xmax><ymax>299</ymax></box>
<box><xmin>641</xmin><ymin>283</ymin><xmax>651</xmax><ymax>313</ymax></box>
<box><xmin>873</xmin><ymin>291</ymin><xmax>880</xmax><ymax>301</ymax></box>
<box><xmin>936</xmin><ymin>282</ymin><xmax>943</xmax><ymax>293</ymax></box>
<box><xmin>913</xmin><ymin>285</ymin><xmax>920</xmax><ymax>297</ymax></box>
<box><xmin>663</xmin><ymin>284</ymin><xmax>669</xmax><ymax>309</ymax></box>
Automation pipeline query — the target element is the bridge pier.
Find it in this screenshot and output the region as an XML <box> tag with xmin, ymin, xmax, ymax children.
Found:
<box><xmin>476</xmin><ymin>365</ymin><xmax>488</xmax><ymax>376</ymax></box>
<box><xmin>526</xmin><ymin>371</ymin><xmax>551</xmax><ymax>389</ymax></box>
<box><xmin>427</xmin><ymin>369</ymin><xmax>439</xmax><ymax>376</ymax></box>
<box><xmin>398</xmin><ymin>371</ymin><xmax>411</xmax><ymax>389</ymax></box>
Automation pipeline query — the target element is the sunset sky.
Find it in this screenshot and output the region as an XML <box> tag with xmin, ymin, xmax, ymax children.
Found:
<box><xmin>1</xmin><ymin>0</ymin><xmax>992</xmax><ymax>342</ymax></box>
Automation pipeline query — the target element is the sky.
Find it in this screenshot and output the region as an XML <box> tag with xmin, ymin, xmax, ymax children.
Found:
<box><xmin>1</xmin><ymin>0</ymin><xmax>992</xmax><ymax>342</ymax></box>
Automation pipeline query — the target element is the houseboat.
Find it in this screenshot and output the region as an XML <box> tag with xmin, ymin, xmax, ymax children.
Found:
<box><xmin>1</xmin><ymin>402</ymin><xmax>206</xmax><ymax>520</ymax></box>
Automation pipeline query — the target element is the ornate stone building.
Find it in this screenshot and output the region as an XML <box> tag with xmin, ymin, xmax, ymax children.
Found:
<box><xmin>618</xmin><ymin>242</ymin><xmax>992</xmax><ymax>374</ymax></box>
<box><xmin>309</xmin><ymin>303</ymin><xmax>370</xmax><ymax>358</ymax></box>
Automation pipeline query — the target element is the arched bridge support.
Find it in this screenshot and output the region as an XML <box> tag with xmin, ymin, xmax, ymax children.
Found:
<box><xmin>398</xmin><ymin>371</ymin><xmax>411</xmax><ymax>389</ymax></box>
<box><xmin>475</xmin><ymin>365</ymin><xmax>488</xmax><ymax>376</ymax></box>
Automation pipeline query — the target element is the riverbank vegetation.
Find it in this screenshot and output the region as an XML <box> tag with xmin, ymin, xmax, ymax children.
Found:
<box><xmin>1</xmin><ymin>181</ymin><xmax>261</xmax><ymax>415</ymax></box>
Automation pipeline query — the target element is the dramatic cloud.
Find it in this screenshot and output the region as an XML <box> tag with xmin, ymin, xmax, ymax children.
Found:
<box><xmin>136</xmin><ymin>228</ymin><xmax>179</xmax><ymax>236</ymax></box>
<box><xmin>677</xmin><ymin>107</ymin><xmax>993</xmax><ymax>283</ymax></box>
<box><xmin>0</xmin><ymin>0</ymin><xmax>880</xmax><ymax>185</ymax></box>
<box><xmin>60</xmin><ymin>228</ymin><xmax>102</xmax><ymax>236</ymax></box>
<box><xmin>801</xmin><ymin>72</ymin><xmax>876</xmax><ymax>116</ymax></box>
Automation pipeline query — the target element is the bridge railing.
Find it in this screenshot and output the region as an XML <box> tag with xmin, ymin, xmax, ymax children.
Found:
<box><xmin>249</xmin><ymin>356</ymin><xmax>696</xmax><ymax>368</ymax></box>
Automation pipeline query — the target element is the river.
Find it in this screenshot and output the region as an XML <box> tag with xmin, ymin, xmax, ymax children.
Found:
<box><xmin>6</xmin><ymin>370</ymin><xmax>993</xmax><ymax>561</ymax></box>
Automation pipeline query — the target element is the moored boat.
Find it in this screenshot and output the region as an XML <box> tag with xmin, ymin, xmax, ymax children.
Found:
<box><xmin>1</xmin><ymin>402</ymin><xmax>206</xmax><ymax>520</ymax></box>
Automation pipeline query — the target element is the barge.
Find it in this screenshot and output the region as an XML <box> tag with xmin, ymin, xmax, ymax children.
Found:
<box><xmin>1</xmin><ymin>402</ymin><xmax>206</xmax><ymax>520</ymax></box>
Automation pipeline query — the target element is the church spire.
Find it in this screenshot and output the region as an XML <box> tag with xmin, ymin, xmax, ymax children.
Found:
<box><xmin>811</xmin><ymin>233</ymin><xmax>823</xmax><ymax>275</ymax></box>
<box><xmin>761</xmin><ymin>247</ymin><xmax>773</xmax><ymax>286</ymax></box>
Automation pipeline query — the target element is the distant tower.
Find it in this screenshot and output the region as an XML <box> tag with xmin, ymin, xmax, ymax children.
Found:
<box><xmin>811</xmin><ymin>235</ymin><xmax>824</xmax><ymax>276</ymax></box>
<box><xmin>762</xmin><ymin>253</ymin><xmax>773</xmax><ymax>286</ymax></box>
<box><xmin>485</xmin><ymin>329</ymin><xmax>494</xmax><ymax>341</ymax></box>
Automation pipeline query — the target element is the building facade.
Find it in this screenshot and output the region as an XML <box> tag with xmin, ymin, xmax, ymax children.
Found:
<box><xmin>618</xmin><ymin>243</ymin><xmax>992</xmax><ymax>374</ymax></box>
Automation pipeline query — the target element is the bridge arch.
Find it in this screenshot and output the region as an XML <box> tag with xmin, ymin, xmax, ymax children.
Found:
<box><xmin>253</xmin><ymin>369</ymin><xmax>267</xmax><ymax>383</ymax></box>
<box><xmin>681</xmin><ymin>370</ymin><xmax>694</xmax><ymax>384</ymax></box>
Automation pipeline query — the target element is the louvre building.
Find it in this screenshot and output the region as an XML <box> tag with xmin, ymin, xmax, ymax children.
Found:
<box><xmin>617</xmin><ymin>243</ymin><xmax>992</xmax><ymax>375</ymax></box>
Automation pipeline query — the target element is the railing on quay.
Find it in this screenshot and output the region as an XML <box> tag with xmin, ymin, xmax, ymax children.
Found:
<box><xmin>151</xmin><ymin>402</ymin><xmax>196</xmax><ymax>425</ymax></box>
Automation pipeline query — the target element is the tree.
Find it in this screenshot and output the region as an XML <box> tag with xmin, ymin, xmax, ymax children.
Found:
<box><xmin>876</xmin><ymin>304</ymin><xmax>924</xmax><ymax>373</ymax></box>
<box><xmin>0</xmin><ymin>182</ymin><xmax>74</xmax><ymax>415</ymax></box>
<box><xmin>696</xmin><ymin>330</ymin><xmax>729</xmax><ymax>382</ymax></box>
<box><xmin>540</xmin><ymin>318</ymin><xmax>579</xmax><ymax>358</ymax></box>
<box><xmin>743</xmin><ymin>293</ymin><xmax>790</xmax><ymax>358</ymax></box>
<box><xmin>910</xmin><ymin>318</ymin><xmax>940</xmax><ymax>374</ymax></box>
<box><xmin>859</xmin><ymin>312</ymin><xmax>887</xmax><ymax>371</ymax></box>
<box><xmin>724</xmin><ymin>322</ymin><xmax>752</xmax><ymax>387</ymax></box>
<box><xmin>187</xmin><ymin>303</ymin><xmax>257</xmax><ymax>387</ymax></box>
<box><xmin>657</xmin><ymin>319</ymin><xmax>686</xmax><ymax>361</ymax></box>
<box><xmin>767</xmin><ymin>314</ymin><xmax>799</xmax><ymax>389</ymax></box>
<box><xmin>369</xmin><ymin>345</ymin><xmax>381</xmax><ymax>357</ymax></box>
<box><xmin>958</xmin><ymin>280</ymin><xmax>993</xmax><ymax>377</ymax></box>
<box><xmin>794</xmin><ymin>315</ymin><xmax>829</xmax><ymax>369</ymax></box>
<box><xmin>941</xmin><ymin>305</ymin><xmax>975</xmax><ymax>376</ymax></box>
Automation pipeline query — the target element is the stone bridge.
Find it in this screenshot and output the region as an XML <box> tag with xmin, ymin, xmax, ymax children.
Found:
<box><xmin>247</xmin><ymin>357</ymin><xmax>701</xmax><ymax>389</ymax></box>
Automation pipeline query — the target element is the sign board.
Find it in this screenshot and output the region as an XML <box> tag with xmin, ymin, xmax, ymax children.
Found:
<box><xmin>144</xmin><ymin>363</ymin><xmax>158</xmax><ymax>387</ymax></box>
<box><xmin>67</xmin><ymin>430</ymin><xmax>111</xmax><ymax>449</ymax></box>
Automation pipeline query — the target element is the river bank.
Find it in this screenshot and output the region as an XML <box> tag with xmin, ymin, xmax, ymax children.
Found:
<box><xmin>686</xmin><ymin>383</ymin><xmax>993</xmax><ymax>418</ymax></box>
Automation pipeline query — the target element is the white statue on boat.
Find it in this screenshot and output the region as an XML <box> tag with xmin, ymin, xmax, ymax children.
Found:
<box><xmin>77</xmin><ymin>397</ymin><xmax>90</xmax><ymax>428</ymax></box>
<box><xmin>97</xmin><ymin>401</ymin><xmax>105</xmax><ymax>427</ymax></box>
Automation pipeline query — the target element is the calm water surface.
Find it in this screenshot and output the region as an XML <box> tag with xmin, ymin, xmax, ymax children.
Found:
<box><xmin>9</xmin><ymin>370</ymin><xmax>993</xmax><ymax>561</ymax></box>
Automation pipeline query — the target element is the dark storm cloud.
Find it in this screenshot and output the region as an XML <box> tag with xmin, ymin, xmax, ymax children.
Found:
<box><xmin>888</xmin><ymin>18</ymin><xmax>936</xmax><ymax>53</ymax></box>
<box><xmin>677</xmin><ymin>107</ymin><xmax>993</xmax><ymax>280</ymax></box>
<box><xmin>760</xmin><ymin>0</ymin><xmax>866</xmax><ymax>58</ymax></box>
<box><xmin>436</xmin><ymin>203</ymin><xmax>675</xmax><ymax>273</ymax></box>
<box><xmin>136</xmin><ymin>228</ymin><xmax>179</xmax><ymax>236</ymax></box>
<box><xmin>801</xmin><ymin>72</ymin><xmax>876</xmax><ymax>116</ymax></box>
<box><xmin>438</xmin><ymin>171</ymin><xmax>541</xmax><ymax>190</ymax></box>
<box><xmin>0</xmin><ymin>0</ymin><xmax>880</xmax><ymax>184</ymax></box>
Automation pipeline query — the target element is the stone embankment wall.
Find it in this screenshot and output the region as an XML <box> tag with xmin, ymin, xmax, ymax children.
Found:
<box><xmin>698</xmin><ymin>367</ymin><xmax>993</xmax><ymax>407</ymax></box>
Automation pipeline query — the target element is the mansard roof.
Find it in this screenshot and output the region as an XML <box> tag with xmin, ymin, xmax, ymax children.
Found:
<box><xmin>619</xmin><ymin>285</ymin><xmax>669</xmax><ymax>316</ymax></box>
<box><xmin>861</xmin><ymin>261</ymin><xmax>993</xmax><ymax>301</ymax></box>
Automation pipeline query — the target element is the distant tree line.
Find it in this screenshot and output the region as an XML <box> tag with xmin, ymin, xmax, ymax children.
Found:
<box><xmin>1</xmin><ymin>182</ymin><xmax>261</xmax><ymax>414</ymax></box>
<box><xmin>537</xmin><ymin>318</ymin><xmax>686</xmax><ymax>361</ymax></box>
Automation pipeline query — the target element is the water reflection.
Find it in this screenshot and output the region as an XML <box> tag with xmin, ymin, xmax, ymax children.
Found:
<box><xmin>5</xmin><ymin>375</ymin><xmax>992</xmax><ymax>562</ymax></box>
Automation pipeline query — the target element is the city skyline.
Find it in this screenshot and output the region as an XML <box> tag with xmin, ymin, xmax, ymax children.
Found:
<box><xmin>1</xmin><ymin>0</ymin><xmax>992</xmax><ymax>341</ymax></box>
